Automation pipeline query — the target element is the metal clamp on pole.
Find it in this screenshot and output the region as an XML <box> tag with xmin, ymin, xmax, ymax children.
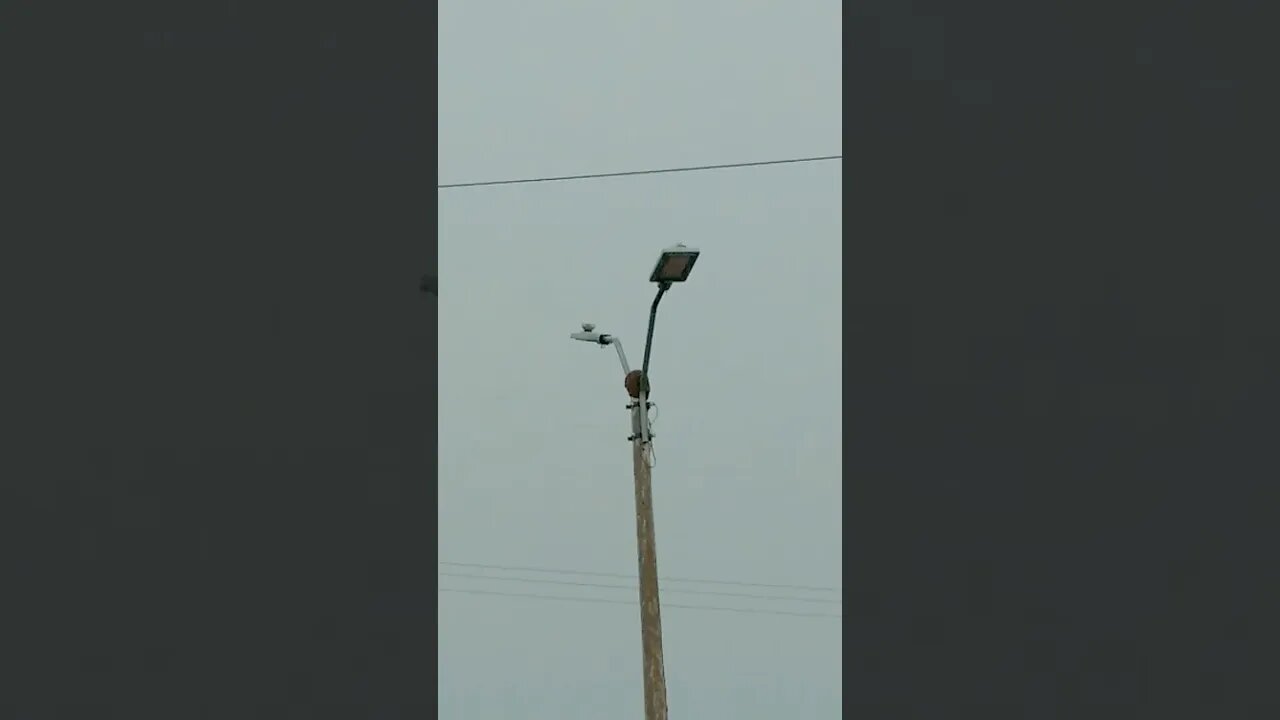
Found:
<box><xmin>625</xmin><ymin>371</ymin><xmax>654</xmax><ymax>445</ymax></box>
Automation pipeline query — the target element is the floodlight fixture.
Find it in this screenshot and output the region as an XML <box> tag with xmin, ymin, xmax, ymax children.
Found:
<box><xmin>649</xmin><ymin>244</ymin><xmax>700</xmax><ymax>284</ymax></box>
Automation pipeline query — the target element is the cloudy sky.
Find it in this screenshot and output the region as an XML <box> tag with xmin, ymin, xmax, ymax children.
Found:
<box><xmin>438</xmin><ymin>1</ymin><xmax>842</xmax><ymax>717</ymax></box>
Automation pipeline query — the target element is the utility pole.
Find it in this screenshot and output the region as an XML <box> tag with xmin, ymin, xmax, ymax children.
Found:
<box><xmin>569</xmin><ymin>243</ymin><xmax>700</xmax><ymax>720</ymax></box>
<box><xmin>630</xmin><ymin>383</ymin><xmax>668</xmax><ymax>720</ymax></box>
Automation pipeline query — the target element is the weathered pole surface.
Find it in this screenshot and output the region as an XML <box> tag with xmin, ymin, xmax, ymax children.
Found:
<box><xmin>631</xmin><ymin>387</ymin><xmax>668</xmax><ymax>720</ymax></box>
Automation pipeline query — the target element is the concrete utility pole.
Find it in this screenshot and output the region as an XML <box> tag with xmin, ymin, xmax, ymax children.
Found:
<box><xmin>569</xmin><ymin>244</ymin><xmax>700</xmax><ymax>720</ymax></box>
<box><xmin>631</xmin><ymin>386</ymin><xmax>669</xmax><ymax>720</ymax></box>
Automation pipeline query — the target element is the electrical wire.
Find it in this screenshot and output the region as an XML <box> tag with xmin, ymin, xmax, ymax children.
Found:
<box><xmin>438</xmin><ymin>154</ymin><xmax>842</xmax><ymax>189</ymax></box>
<box><xmin>439</xmin><ymin>587</ymin><xmax>842</xmax><ymax>619</ymax></box>
<box><xmin>438</xmin><ymin>561</ymin><xmax>841</xmax><ymax>594</ymax></box>
<box><xmin>439</xmin><ymin>571</ymin><xmax>841</xmax><ymax>605</ymax></box>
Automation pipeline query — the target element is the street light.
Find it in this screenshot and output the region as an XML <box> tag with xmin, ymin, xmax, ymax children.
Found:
<box><xmin>641</xmin><ymin>244</ymin><xmax>699</xmax><ymax>389</ymax></box>
<box><xmin>649</xmin><ymin>243</ymin><xmax>700</xmax><ymax>284</ymax></box>
<box><xmin>568</xmin><ymin>245</ymin><xmax>699</xmax><ymax>720</ymax></box>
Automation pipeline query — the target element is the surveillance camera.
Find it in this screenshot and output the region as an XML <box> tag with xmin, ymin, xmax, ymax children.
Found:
<box><xmin>582</xmin><ymin>323</ymin><xmax>596</xmax><ymax>332</ymax></box>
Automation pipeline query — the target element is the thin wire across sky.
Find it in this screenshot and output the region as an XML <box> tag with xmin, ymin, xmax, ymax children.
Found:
<box><xmin>438</xmin><ymin>561</ymin><xmax>843</xmax><ymax>620</ymax></box>
<box><xmin>439</xmin><ymin>154</ymin><xmax>842</xmax><ymax>189</ymax></box>
<box><xmin>439</xmin><ymin>587</ymin><xmax>842</xmax><ymax>619</ymax></box>
<box><xmin>440</xmin><ymin>560</ymin><xmax>841</xmax><ymax>593</ymax></box>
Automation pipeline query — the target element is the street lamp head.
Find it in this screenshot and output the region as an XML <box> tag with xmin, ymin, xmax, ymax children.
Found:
<box><xmin>649</xmin><ymin>244</ymin><xmax>700</xmax><ymax>284</ymax></box>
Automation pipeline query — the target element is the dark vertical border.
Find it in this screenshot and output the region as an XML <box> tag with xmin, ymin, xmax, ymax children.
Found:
<box><xmin>846</xmin><ymin>2</ymin><xmax>1277</xmax><ymax>715</ymax></box>
<box><xmin>2</xmin><ymin>11</ymin><xmax>438</xmax><ymax>719</ymax></box>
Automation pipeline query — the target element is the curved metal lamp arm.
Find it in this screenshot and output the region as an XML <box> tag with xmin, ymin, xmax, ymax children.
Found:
<box><xmin>640</xmin><ymin>281</ymin><xmax>671</xmax><ymax>382</ymax></box>
<box><xmin>611</xmin><ymin>339</ymin><xmax>633</xmax><ymax>375</ymax></box>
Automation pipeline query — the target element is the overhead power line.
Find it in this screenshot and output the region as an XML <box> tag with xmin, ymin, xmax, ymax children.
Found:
<box><xmin>439</xmin><ymin>571</ymin><xmax>841</xmax><ymax>605</ymax></box>
<box><xmin>439</xmin><ymin>587</ymin><xmax>842</xmax><ymax>619</ymax></box>
<box><xmin>438</xmin><ymin>154</ymin><xmax>842</xmax><ymax>189</ymax></box>
<box><xmin>439</xmin><ymin>560</ymin><xmax>841</xmax><ymax>594</ymax></box>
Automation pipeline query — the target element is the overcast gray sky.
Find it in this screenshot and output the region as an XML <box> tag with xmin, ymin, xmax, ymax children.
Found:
<box><xmin>438</xmin><ymin>2</ymin><xmax>842</xmax><ymax>717</ymax></box>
